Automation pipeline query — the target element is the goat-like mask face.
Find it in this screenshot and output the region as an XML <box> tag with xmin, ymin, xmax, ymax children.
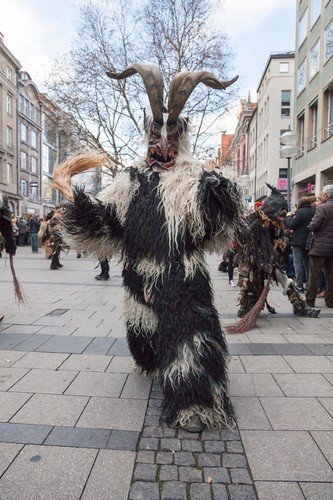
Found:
<box><xmin>146</xmin><ymin>119</ymin><xmax>187</xmax><ymax>172</ymax></box>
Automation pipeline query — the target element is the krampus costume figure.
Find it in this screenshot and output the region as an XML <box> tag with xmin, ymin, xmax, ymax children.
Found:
<box><xmin>235</xmin><ymin>184</ymin><xmax>320</xmax><ymax>321</ymax></box>
<box><xmin>54</xmin><ymin>64</ymin><xmax>243</xmax><ymax>432</ymax></box>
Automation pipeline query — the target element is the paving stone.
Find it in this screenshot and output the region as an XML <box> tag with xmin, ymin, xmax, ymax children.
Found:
<box><xmin>12</xmin><ymin>352</ymin><xmax>69</xmax><ymax>370</ymax></box>
<box><xmin>182</xmin><ymin>439</ymin><xmax>203</xmax><ymax>452</ymax></box>
<box><xmin>37</xmin><ymin>335</ymin><xmax>94</xmax><ymax>354</ymax></box>
<box><xmin>160</xmin><ymin>464</ymin><xmax>178</xmax><ymax>480</ymax></box>
<box><xmin>212</xmin><ymin>484</ymin><xmax>228</xmax><ymax>499</ymax></box>
<box><xmin>274</xmin><ymin>373</ymin><xmax>333</xmax><ymax>397</ymax></box>
<box><xmin>83</xmin><ymin>337</ymin><xmax>115</xmax><ymax>355</ymax></box>
<box><xmin>272</xmin><ymin>344</ymin><xmax>311</xmax><ymax>355</ymax></box>
<box><xmin>232</xmin><ymin>397</ymin><xmax>271</xmax><ymax>430</ymax></box>
<box><xmin>223</xmin><ymin>453</ymin><xmax>248</xmax><ymax>468</ymax></box>
<box><xmin>108</xmin><ymin>338</ymin><xmax>131</xmax><ymax>356</ymax></box>
<box><xmin>179</xmin><ymin>466</ymin><xmax>202</xmax><ymax>482</ymax></box>
<box><xmin>0</xmin><ymin>333</ymin><xmax>32</xmax><ymax>349</ymax></box>
<box><xmin>107</xmin><ymin>355</ymin><xmax>133</xmax><ymax>372</ymax></box>
<box><xmin>130</xmin><ymin>481</ymin><xmax>160</xmax><ymax>500</ymax></box>
<box><xmin>203</xmin><ymin>467</ymin><xmax>230</xmax><ymax>483</ymax></box>
<box><xmin>136</xmin><ymin>451</ymin><xmax>155</xmax><ymax>463</ymax></box>
<box><xmin>174</xmin><ymin>451</ymin><xmax>196</xmax><ymax>466</ymax></box>
<box><xmin>3</xmin><ymin>325</ymin><xmax>43</xmax><ymax>335</ymax></box>
<box><xmin>311</xmin><ymin>431</ymin><xmax>333</xmax><ymax>467</ymax></box>
<box><xmin>77</xmin><ymin>397</ymin><xmax>147</xmax><ymax>431</ymax></box>
<box><xmin>0</xmin><ymin>422</ymin><xmax>52</xmax><ymax>444</ymax></box>
<box><xmin>139</xmin><ymin>438</ymin><xmax>159</xmax><ymax>451</ymax></box>
<box><xmin>145</xmin><ymin>415</ymin><xmax>160</xmax><ymax>426</ymax></box>
<box><xmin>283</xmin><ymin>355</ymin><xmax>333</xmax><ymax>373</ymax></box>
<box><xmin>147</xmin><ymin>406</ymin><xmax>162</xmax><ymax>416</ymax></box>
<box><xmin>107</xmin><ymin>430</ymin><xmax>140</xmax><ymax>451</ymax></box>
<box><xmin>300</xmin><ymin>482</ymin><xmax>333</xmax><ymax>500</ymax></box>
<box><xmin>260</xmin><ymin>397</ymin><xmax>333</xmax><ymax>430</ymax></box>
<box><xmin>133</xmin><ymin>463</ymin><xmax>157</xmax><ymax>481</ymax></box>
<box><xmin>226</xmin><ymin>441</ymin><xmax>243</xmax><ymax>453</ymax></box>
<box><xmin>230</xmin><ymin>373</ymin><xmax>284</xmax><ymax>397</ymax></box>
<box><xmin>229</xmin><ymin>356</ymin><xmax>245</xmax><ymax>373</ymax></box>
<box><xmin>255</xmin><ymin>481</ymin><xmax>304</xmax><ymax>500</ymax></box>
<box><xmin>178</xmin><ymin>429</ymin><xmax>200</xmax><ymax>440</ymax></box>
<box><xmin>0</xmin><ymin>392</ymin><xmax>32</xmax><ymax>422</ymax></box>
<box><xmin>65</xmin><ymin>371</ymin><xmax>126</xmax><ymax>397</ymax></box>
<box><xmin>0</xmin><ymin>350</ymin><xmax>27</xmax><ymax>367</ymax></box>
<box><xmin>0</xmin><ymin>442</ymin><xmax>23</xmax><ymax>476</ymax></box>
<box><xmin>11</xmin><ymin>334</ymin><xmax>52</xmax><ymax>352</ymax></box>
<box><xmin>150</xmin><ymin>390</ymin><xmax>163</xmax><ymax>400</ymax></box>
<box><xmin>240</xmin><ymin>356</ymin><xmax>293</xmax><ymax>373</ymax></box>
<box><xmin>143</xmin><ymin>426</ymin><xmax>163</xmax><ymax>438</ymax></box>
<box><xmin>161</xmin><ymin>438</ymin><xmax>181</xmax><ymax>451</ymax></box>
<box><xmin>249</xmin><ymin>344</ymin><xmax>276</xmax><ymax>355</ymax></box>
<box><xmin>44</xmin><ymin>426</ymin><xmax>111</xmax><ymax>448</ymax></box>
<box><xmin>162</xmin><ymin>481</ymin><xmax>186</xmax><ymax>499</ymax></box>
<box><xmin>190</xmin><ymin>483</ymin><xmax>212</xmax><ymax>499</ymax></box>
<box><xmin>241</xmin><ymin>430</ymin><xmax>333</xmax><ymax>481</ymax></box>
<box><xmin>228</xmin><ymin>484</ymin><xmax>257</xmax><ymax>499</ymax></box>
<box><xmin>204</xmin><ymin>441</ymin><xmax>225</xmax><ymax>453</ymax></box>
<box><xmin>9</xmin><ymin>369</ymin><xmax>77</xmax><ymax>394</ymax></box>
<box><xmin>163</xmin><ymin>427</ymin><xmax>176</xmax><ymax>437</ymax></box>
<box><xmin>35</xmin><ymin>326</ymin><xmax>76</xmax><ymax>336</ymax></box>
<box><xmin>230</xmin><ymin>468</ymin><xmax>252</xmax><ymax>484</ymax></box>
<box><xmin>220</xmin><ymin>429</ymin><xmax>240</xmax><ymax>441</ymax></box>
<box><xmin>228</xmin><ymin>344</ymin><xmax>252</xmax><ymax>355</ymax></box>
<box><xmin>59</xmin><ymin>353</ymin><xmax>111</xmax><ymax>372</ymax></box>
<box><xmin>121</xmin><ymin>374</ymin><xmax>152</xmax><ymax>399</ymax></box>
<box><xmin>197</xmin><ymin>453</ymin><xmax>221</xmax><ymax>467</ymax></box>
<box><xmin>11</xmin><ymin>393</ymin><xmax>89</xmax><ymax>426</ymax></box>
<box><xmin>156</xmin><ymin>451</ymin><xmax>174</xmax><ymax>464</ymax></box>
<box><xmin>0</xmin><ymin>445</ymin><xmax>97</xmax><ymax>499</ymax></box>
<box><xmin>0</xmin><ymin>367</ymin><xmax>29</xmax><ymax>390</ymax></box>
<box><xmin>307</xmin><ymin>343</ymin><xmax>333</xmax><ymax>355</ymax></box>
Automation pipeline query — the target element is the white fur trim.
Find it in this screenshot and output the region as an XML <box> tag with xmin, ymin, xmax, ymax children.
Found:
<box><xmin>124</xmin><ymin>292</ymin><xmax>158</xmax><ymax>337</ymax></box>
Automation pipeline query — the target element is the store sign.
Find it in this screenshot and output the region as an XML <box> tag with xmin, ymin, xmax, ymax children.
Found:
<box><xmin>299</xmin><ymin>182</ymin><xmax>315</xmax><ymax>195</ymax></box>
<box><xmin>276</xmin><ymin>178</ymin><xmax>287</xmax><ymax>190</ymax></box>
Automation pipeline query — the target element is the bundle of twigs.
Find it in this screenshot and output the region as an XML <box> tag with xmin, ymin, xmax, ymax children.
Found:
<box><xmin>9</xmin><ymin>254</ymin><xmax>25</xmax><ymax>304</ymax></box>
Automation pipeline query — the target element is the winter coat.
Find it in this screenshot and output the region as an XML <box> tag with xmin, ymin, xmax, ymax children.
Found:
<box><xmin>17</xmin><ymin>220</ymin><xmax>27</xmax><ymax>234</ymax></box>
<box><xmin>29</xmin><ymin>219</ymin><xmax>40</xmax><ymax>234</ymax></box>
<box><xmin>288</xmin><ymin>203</ymin><xmax>315</xmax><ymax>248</ymax></box>
<box><xmin>309</xmin><ymin>199</ymin><xmax>333</xmax><ymax>257</ymax></box>
<box><xmin>0</xmin><ymin>195</ymin><xmax>16</xmax><ymax>255</ymax></box>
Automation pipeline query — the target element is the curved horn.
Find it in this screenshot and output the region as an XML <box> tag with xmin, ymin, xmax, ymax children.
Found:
<box><xmin>168</xmin><ymin>71</ymin><xmax>238</xmax><ymax>124</ymax></box>
<box><xmin>106</xmin><ymin>63</ymin><xmax>164</xmax><ymax>124</ymax></box>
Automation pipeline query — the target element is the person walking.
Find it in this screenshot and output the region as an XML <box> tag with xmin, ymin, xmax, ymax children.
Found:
<box><xmin>306</xmin><ymin>185</ymin><xmax>333</xmax><ymax>308</ymax></box>
<box><xmin>29</xmin><ymin>215</ymin><xmax>40</xmax><ymax>253</ymax></box>
<box><xmin>17</xmin><ymin>218</ymin><xmax>27</xmax><ymax>246</ymax></box>
<box><xmin>288</xmin><ymin>196</ymin><xmax>315</xmax><ymax>292</ymax></box>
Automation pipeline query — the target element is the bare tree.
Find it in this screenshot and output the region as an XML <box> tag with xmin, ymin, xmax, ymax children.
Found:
<box><xmin>48</xmin><ymin>0</ymin><xmax>236</xmax><ymax>168</ymax></box>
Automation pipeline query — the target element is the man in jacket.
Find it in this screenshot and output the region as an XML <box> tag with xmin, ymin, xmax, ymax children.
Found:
<box><xmin>17</xmin><ymin>218</ymin><xmax>27</xmax><ymax>246</ymax></box>
<box><xmin>288</xmin><ymin>196</ymin><xmax>315</xmax><ymax>292</ymax></box>
<box><xmin>306</xmin><ymin>185</ymin><xmax>333</xmax><ymax>308</ymax></box>
<box><xmin>29</xmin><ymin>216</ymin><xmax>40</xmax><ymax>253</ymax></box>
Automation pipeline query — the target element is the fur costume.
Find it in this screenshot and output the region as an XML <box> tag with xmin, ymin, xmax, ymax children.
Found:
<box><xmin>54</xmin><ymin>63</ymin><xmax>243</xmax><ymax>431</ymax></box>
<box><xmin>236</xmin><ymin>184</ymin><xmax>320</xmax><ymax>320</ymax></box>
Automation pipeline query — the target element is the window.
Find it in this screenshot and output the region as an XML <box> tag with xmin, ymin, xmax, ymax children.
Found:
<box><xmin>323</xmin><ymin>87</ymin><xmax>333</xmax><ymax>139</ymax></box>
<box><xmin>6</xmin><ymin>66</ymin><xmax>12</xmax><ymax>82</ymax></box>
<box><xmin>6</xmin><ymin>94</ymin><xmax>12</xmax><ymax>115</ymax></box>
<box><xmin>279</xmin><ymin>168</ymin><xmax>288</xmax><ymax>179</ymax></box>
<box><xmin>310</xmin><ymin>40</ymin><xmax>320</xmax><ymax>78</ymax></box>
<box><xmin>19</xmin><ymin>94</ymin><xmax>24</xmax><ymax>113</ymax></box>
<box><xmin>20</xmin><ymin>180</ymin><xmax>27</xmax><ymax>197</ymax></box>
<box><xmin>7</xmin><ymin>163</ymin><xmax>13</xmax><ymax>184</ymax></box>
<box><xmin>6</xmin><ymin>126</ymin><xmax>12</xmax><ymax>147</ymax></box>
<box><xmin>30</xmin><ymin>130</ymin><xmax>37</xmax><ymax>148</ymax></box>
<box><xmin>30</xmin><ymin>103</ymin><xmax>34</xmax><ymax>120</ymax></box>
<box><xmin>20</xmin><ymin>151</ymin><xmax>27</xmax><ymax>170</ymax></box>
<box><xmin>24</xmin><ymin>98</ymin><xmax>29</xmax><ymax>117</ymax></box>
<box><xmin>311</xmin><ymin>0</ymin><xmax>321</xmax><ymax>26</ymax></box>
<box><xmin>29</xmin><ymin>185</ymin><xmax>38</xmax><ymax>200</ymax></box>
<box><xmin>297</xmin><ymin>112</ymin><xmax>305</xmax><ymax>155</ymax></box>
<box><xmin>279</xmin><ymin>62</ymin><xmax>289</xmax><ymax>73</ymax></box>
<box><xmin>30</xmin><ymin>156</ymin><xmax>38</xmax><ymax>174</ymax></box>
<box><xmin>20</xmin><ymin>123</ymin><xmax>27</xmax><ymax>142</ymax></box>
<box><xmin>309</xmin><ymin>100</ymin><xmax>318</xmax><ymax>148</ymax></box>
<box><xmin>297</xmin><ymin>59</ymin><xmax>307</xmax><ymax>93</ymax></box>
<box><xmin>281</xmin><ymin>90</ymin><xmax>291</xmax><ymax>117</ymax></box>
<box><xmin>325</xmin><ymin>21</ymin><xmax>333</xmax><ymax>61</ymax></box>
<box><xmin>299</xmin><ymin>9</ymin><xmax>308</xmax><ymax>47</ymax></box>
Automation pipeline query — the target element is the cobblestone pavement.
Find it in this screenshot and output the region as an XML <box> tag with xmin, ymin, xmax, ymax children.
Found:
<box><xmin>0</xmin><ymin>247</ymin><xmax>333</xmax><ymax>499</ymax></box>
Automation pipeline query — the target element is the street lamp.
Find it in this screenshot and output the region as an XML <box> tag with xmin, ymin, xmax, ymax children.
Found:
<box><xmin>279</xmin><ymin>130</ymin><xmax>299</xmax><ymax>211</ymax></box>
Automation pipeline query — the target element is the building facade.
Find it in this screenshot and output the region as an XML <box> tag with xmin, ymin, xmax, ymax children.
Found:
<box><xmin>0</xmin><ymin>33</ymin><xmax>21</xmax><ymax>214</ymax></box>
<box><xmin>293</xmin><ymin>0</ymin><xmax>333</xmax><ymax>198</ymax></box>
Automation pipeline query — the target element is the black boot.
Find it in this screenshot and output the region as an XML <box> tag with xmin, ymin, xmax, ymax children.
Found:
<box><xmin>95</xmin><ymin>259</ymin><xmax>110</xmax><ymax>280</ymax></box>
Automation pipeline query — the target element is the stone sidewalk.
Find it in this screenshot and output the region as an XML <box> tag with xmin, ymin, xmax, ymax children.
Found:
<box><xmin>0</xmin><ymin>247</ymin><xmax>332</xmax><ymax>499</ymax></box>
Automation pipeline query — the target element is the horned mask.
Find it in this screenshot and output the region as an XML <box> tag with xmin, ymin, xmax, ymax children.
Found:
<box><xmin>106</xmin><ymin>63</ymin><xmax>238</xmax><ymax>172</ymax></box>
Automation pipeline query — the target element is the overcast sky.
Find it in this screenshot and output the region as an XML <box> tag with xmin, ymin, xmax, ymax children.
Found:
<box><xmin>1</xmin><ymin>0</ymin><xmax>296</xmax><ymax>132</ymax></box>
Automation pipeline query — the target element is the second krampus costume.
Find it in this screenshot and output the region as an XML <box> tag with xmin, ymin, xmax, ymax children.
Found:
<box><xmin>236</xmin><ymin>184</ymin><xmax>320</xmax><ymax>319</ymax></box>
<box><xmin>54</xmin><ymin>63</ymin><xmax>243</xmax><ymax>432</ymax></box>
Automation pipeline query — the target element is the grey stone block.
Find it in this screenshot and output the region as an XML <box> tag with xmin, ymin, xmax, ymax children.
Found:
<box><xmin>249</xmin><ymin>344</ymin><xmax>276</xmax><ymax>355</ymax></box>
<box><xmin>274</xmin><ymin>373</ymin><xmax>333</xmax><ymax>397</ymax></box>
<box><xmin>143</xmin><ymin>426</ymin><xmax>163</xmax><ymax>438</ymax></box>
<box><xmin>0</xmin><ymin>350</ymin><xmax>27</xmax><ymax>367</ymax></box>
<box><xmin>161</xmin><ymin>438</ymin><xmax>181</xmax><ymax>451</ymax></box>
<box><xmin>203</xmin><ymin>467</ymin><xmax>230</xmax><ymax>484</ymax></box>
<box><xmin>182</xmin><ymin>439</ymin><xmax>203</xmax><ymax>452</ymax></box>
<box><xmin>37</xmin><ymin>335</ymin><xmax>93</xmax><ymax>354</ymax></box>
<box><xmin>178</xmin><ymin>429</ymin><xmax>200</xmax><ymax>440</ymax></box>
<box><xmin>9</xmin><ymin>369</ymin><xmax>77</xmax><ymax>394</ymax></box>
<box><xmin>108</xmin><ymin>338</ymin><xmax>131</xmax><ymax>356</ymax></box>
<box><xmin>212</xmin><ymin>484</ymin><xmax>228</xmax><ymax>499</ymax></box>
<box><xmin>300</xmin><ymin>482</ymin><xmax>333</xmax><ymax>500</ymax></box>
<box><xmin>0</xmin><ymin>392</ymin><xmax>31</xmax><ymax>422</ymax></box>
<box><xmin>11</xmin><ymin>334</ymin><xmax>52</xmax><ymax>352</ymax></box>
<box><xmin>156</xmin><ymin>451</ymin><xmax>174</xmax><ymax>464</ymax></box>
<box><xmin>311</xmin><ymin>431</ymin><xmax>333</xmax><ymax>467</ymax></box>
<box><xmin>130</xmin><ymin>481</ymin><xmax>160</xmax><ymax>500</ymax></box>
<box><xmin>283</xmin><ymin>355</ymin><xmax>333</xmax><ymax>373</ymax></box>
<box><xmin>12</xmin><ymin>352</ymin><xmax>69</xmax><ymax>370</ymax></box>
<box><xmin>0</xmin><ymin>442</ymin><xmax>23</xmax><ymax>476</ymax></box>
<box><xmin>133</xmin><ymin>463</ymin><xmax>157</xmax><ymax>481</ymax></box>
<box><xmin>255</xmin><ymin>481</ymin><xmax>304</xmax><ymax>500</ymax></box>
<box><xmin>83</xmin><ymin>337</ymin><xmax>115</xmax><ymax>355</ymax></box>
<box><xmin>107</xmin><ymin>355</ymin><xmax>133</xmax><ymax>373</ymax></box>
<box><xmin>232</xmin><ymin>397</ymin><xmax>271</xmax><ymax>430</ymax></box>
<box><xmin>223</xmin><ymin>453</ymin><xmax>247</xmax><ymax>468</ymax></box>
<box><xmin>4</xmin><ymin>325</ymin><xmax>42</xmax><ymax>335</ymax></box>
<box><xmin>190</xmin><ymin>483</ymin><xmax>212</xmax><ymax>499</ymax></box>
<box><xmin>228</xmin><ymin>485</ymin><xmax>256</xmax><ymax>499</ymax></box>
<box><xmin>201</xmin><ymin>429</ymin><xmax>221</xmax><ymax>440</ymax></box>
<box><xmin>121</xmin><ymin>374</ymin><xmax>152</xmax><ymax>399</ymax></box>
<box><xmin>174</xmin><ymin>451</ymin><xmax>195</xmax><ymax>466</ymax></box>
<box><xmin>240</xmin><ymin>356</ymin><xmax>293</xmax><ymax>373</ymax></box>
<box><xmin>0</xmin><ymin>333</ymin><xmax>32</xmax><ymax>350</ymax></box>
<box><xmin>65</xmin><ymin>371</ymin><xmax>127</xmax><ymax>397</ymax></box>
<box><xmin>226</xmin><ymin>441</ymin><xmax>243</xmax><ymax>454</ymax></box>
<box><xmin>230</xmin><ymin>373</ymin><xmax>284</xmax><ymax>397</ymax></box>
<box><xmin>145</xmin><ymin>415</ymin><xmax>160</xmax><ymax>426</ymax></box>
<box><xmin>197</xmin><ymin>453</ymin><xmax>221</xmax><ymax>467</ymax></box>
<box><xmin>273</xmin><ymin>344</ymin><xmax>311</xmax><ymax>355</ymax></box>
<box><xmin>160</xmin><ymin>465</ymin><xmax>178</xmax><ymax>481</ymax></box>
<box><xmin>59</xmin><ymin>353</ymin><xmax>111</xmax><ymax>372</ymax></box>
<box><xmin>0</xmin><ymin>367</ymin><xmax>28</xmax><ymax>391</ymax></box>
<box><xmin>307</xmin><ymin>343</ymin><xmax>333</xmax><ymax>355</ymax></box>
<box><xmin>0</xmin><ymin>422</ymin><xmax>52</xmax><ymax>444</ymax></box>
<box><xmin>179</xmin><ymin>466</ymin><xmax>202</xmax><ymax>482</ymax></box>
<box><xmin>162</xmin><ymin>481</ymin><xmax>186</xmax><ymax>499</ymax></box>
<box><xmin>205</xmin><ymin>441</ymin><xmax>225</xmax><ymax>453</ymax></box>
<box><xmin>0</xmin><ymin>445</ymin><xmax>97</xmax><ymax>500</ymax></box>
<box><xmin>220</xmin><ymin>429</ymin><xmax>240</xmax><ymax>441</ymax></box>
<box><xmin>228</xmin><ymin>344</ymin><xmax>252</xmax><ymax>355</ymax></box>
<box><xmin>150</xmin><ymin>390</ymin><xmax>163</xmax><ymax>400</ymax></box>
<box><xmin>107</xmin><ymin>430</ymin><xmax>140</xmax><ymax>451</ymax></box>
<box><xmin>83</xmin><ymin>449</ymin><xmax>136</xmax><ymax>500</ymax></box>
<box><xmin>136</xmin><ymin>451</ymin><xmax>155</xmax><ymax>463</ymax></box>
<box><xmin>163</xmin><ymin>427</ymin><xmax>176</xmax><ymax>437</ymax></box>
<box><xmin>147</xmin><ymin>406</ymin><xmax>162</xmax><ymax>416</ymax></box>
<box><xmin>139</xmin><ymin>438</ymin><xmax>159</xmax><ymax>451</ymax></box>
<box><xmin>44</xmin><ymin>426</ymin><xmax>110</xmax><ymax>448</ymax></box>
<box><xmin>230</xmin><ymin>468</ymin><xmax>252</xmax><ymax>484</ymax></box>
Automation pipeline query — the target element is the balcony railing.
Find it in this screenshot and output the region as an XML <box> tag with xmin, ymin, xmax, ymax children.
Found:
<box><xmin>308</xmin><ymin>135</ymin><xmax>318</xmax><ymax>150</ymax></box>
<box><xmin>323</xmin><ymin>122</ymin><xmax>333</xmax><ymax>141</ymax></box>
